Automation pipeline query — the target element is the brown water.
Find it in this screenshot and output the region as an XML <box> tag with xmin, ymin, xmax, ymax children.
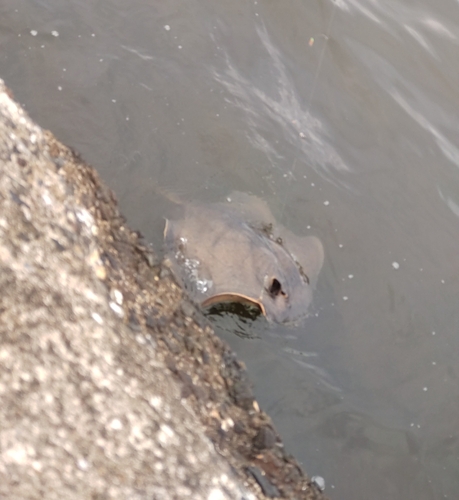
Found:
<box><xmin>2</xmin><ymin>0</ymin><xmax>459</xmax><ymax>498</ymax></box>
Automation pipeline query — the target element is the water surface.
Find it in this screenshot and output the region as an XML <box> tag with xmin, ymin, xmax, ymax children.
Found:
<box><xmin>2</xmin><ymin>0</ymin><xmax>459</xmax><ymax>498</ymax></box>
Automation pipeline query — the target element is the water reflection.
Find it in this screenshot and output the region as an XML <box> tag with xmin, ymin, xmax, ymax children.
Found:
<box><xmin>213</xmin><ymin>24</ymin><xmax>350</xmax><ymax>184</ymax></box>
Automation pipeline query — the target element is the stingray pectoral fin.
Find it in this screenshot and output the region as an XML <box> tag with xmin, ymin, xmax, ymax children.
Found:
<box><xmin>224</xmin><ymin>191</ymin><xmax>273</xmax><ymax>224</ymax></box>
<box><xmin>201</xmin><ymin>293</ymin><xmax>266</xmax><ymax>316</ymax></box>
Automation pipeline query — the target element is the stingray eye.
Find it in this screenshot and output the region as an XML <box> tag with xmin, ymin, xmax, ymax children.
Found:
<box><xmin>267</xmin><ymin>278</ymin><xmax>287</xmax><ymax>298</ymax></box>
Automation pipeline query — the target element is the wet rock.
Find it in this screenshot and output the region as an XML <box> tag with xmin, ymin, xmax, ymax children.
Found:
<box><xmin>201</xmin><ymin>349</ymin><xmax>210</xmax><ymax>364</ymax></box>
<box><xmin>247</xmin><ymin>466</ymin><xmax>281</xmax><ymax>498</ymax></box>
<box><xmin>159</xmin><ymin>266</ymin><xmax>170</xmax><ymax>278</ymax></box>
<box><xmin>253</xmin><ymin>426</ymin><xmax>277</xmax><ymax>451</ymax></box>
<box><xmin>180</xmin><ymin>299</ymin><xmax>196</xmax><ymax>318</ymax></box>
<box><xmin>232</xmin><ymin>378</ymin><xmax>255</xmax><ymax>410</ymax></box>
<box><xmin>161</xmin><ymin>335</ymin><xmax>181</xmax><ymax>355</ymax></box>
<box><xmin>128</xmin><ymin>309</ymin><xmax>142</xmax><ymax>332</ymax></box>
<box><xmin>234</xmin><ymin>420</ymin><xmax>247</xmax><ymax>434</ymax></box>
<box><xmin>184</xmin><ymin>335</ymin><xmax>197</xmax><ymax>353</ymax></box>
<box><xmin>311</xmin><ymin>476</ymin><xmax>326</xmax><ymax>492</ymax></box>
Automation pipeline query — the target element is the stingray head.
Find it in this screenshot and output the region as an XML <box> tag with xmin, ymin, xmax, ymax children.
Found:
<box><xmin>261</xmin><ymin>270</ymin><xmax>313</xmax><ymax>324</ymax></box>
<box><xmin>258</xmin><ymin>234</ymin><xmax>324</xmax><ymax>324</ymax></box>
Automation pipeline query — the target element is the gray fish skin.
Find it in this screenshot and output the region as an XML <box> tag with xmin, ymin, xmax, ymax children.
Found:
<box><xmin>164</xmin><ymin>192</ymin><xmax>324</xmax><ymax>324</ymax></box>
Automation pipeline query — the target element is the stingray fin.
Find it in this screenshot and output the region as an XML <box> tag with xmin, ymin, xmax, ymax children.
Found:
<box><xmin>222</xmin><ymin>191</ymin><xmax>274</xmax><ymax>226</ymax></box>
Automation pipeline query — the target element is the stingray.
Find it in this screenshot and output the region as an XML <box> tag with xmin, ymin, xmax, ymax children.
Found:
<box><xmin>163</xmin><ymin>192</ymin><xmax>324</xmax><ymax>324</ymax></box>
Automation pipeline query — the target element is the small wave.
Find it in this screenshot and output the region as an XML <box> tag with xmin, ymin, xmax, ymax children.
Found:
<box><xmin>212</xmin><ymin>24</ymin><xmax>350</xmax><ymax>184</ymax></box>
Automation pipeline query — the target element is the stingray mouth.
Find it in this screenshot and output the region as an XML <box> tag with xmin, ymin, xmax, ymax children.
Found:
<box><xmin>201</xmin><ymin>293</ymin><xmax>266</xmax><ymax>316</ymax></box>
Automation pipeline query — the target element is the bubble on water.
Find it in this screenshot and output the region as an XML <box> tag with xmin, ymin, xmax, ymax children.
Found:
<box><xmin>51</xmin><ymin>30</ymin><xmax>59</xmax><ymax>37</ymax></box>
<box><xmin>343</xmin><ymin>296</ymin><xmax>348</xmax><ymax>301</ymax></box>
<box><xmin>30</xmin><ymin>30</ymin><xmax>37</xmax><ymax>36</ymax></box>
<box><xmin>323</xmin><ymin>200</ymin><xmax>330</xmax><ymax>206</ymax></box>
<box><xmin>164</xmin><ymin>25</ymin><xmax>171</xmax><ymax>31</ymax></box>
<box><xmin>348</xmin><ymin>274</ymin><xmax>354</xmax><ymax>279</ymax></box>
<box><xmin>392</xmin><ymin>262</ymin><xmax>400</xmax><ymax>270</ymax></box>
<box><xmin>183</xmin><ymin>258</ymin><xmax>213</xmax><ymax>294</ymax></box>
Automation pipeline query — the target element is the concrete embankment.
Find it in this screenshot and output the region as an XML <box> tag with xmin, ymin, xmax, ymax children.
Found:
<box><xmin>0</xmin><ymin>79</ymin><xmax>327</xmax><ymax>500</ymax></box>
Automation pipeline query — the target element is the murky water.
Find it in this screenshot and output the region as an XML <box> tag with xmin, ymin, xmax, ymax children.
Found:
<box><xmin>2</xmin><ymin>0</ymin><xmax>459</xmax><ymax>498</ymax></box>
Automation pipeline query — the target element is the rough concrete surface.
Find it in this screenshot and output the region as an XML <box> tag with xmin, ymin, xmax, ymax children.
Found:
<box><xmin>0</xmin><ymin>79</ymin><xmax>328</xmax><ymax>500</ymax></box>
